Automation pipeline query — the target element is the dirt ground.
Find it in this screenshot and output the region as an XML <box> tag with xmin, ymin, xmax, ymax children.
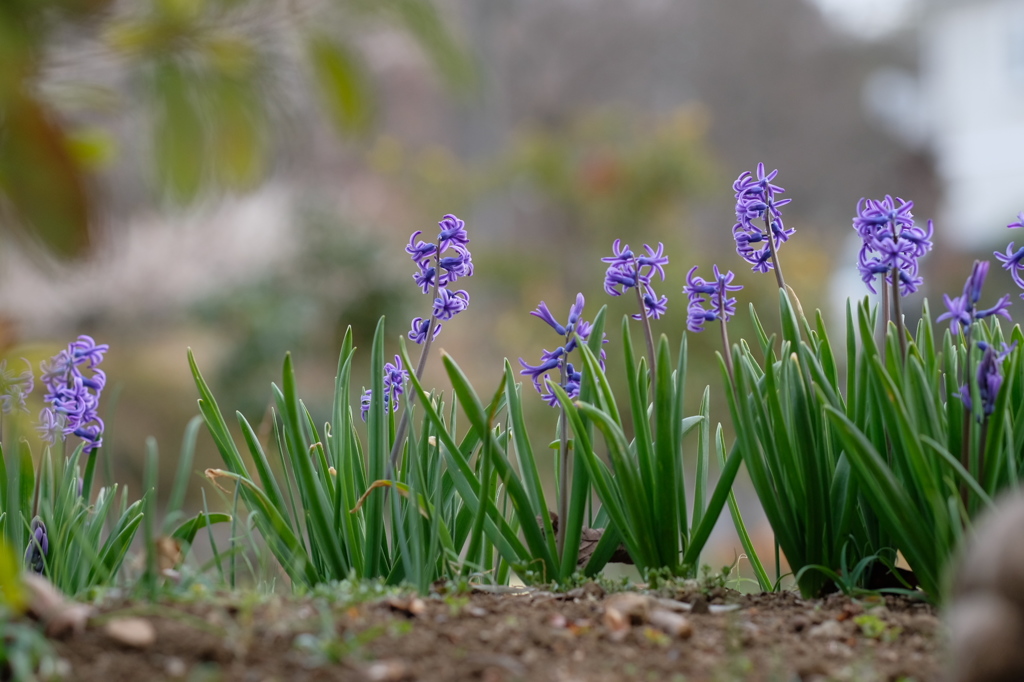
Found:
<box><xmin>47</xmin><ymin>584</ymin><xmax>944</xmax><ymax>682</ymax></box>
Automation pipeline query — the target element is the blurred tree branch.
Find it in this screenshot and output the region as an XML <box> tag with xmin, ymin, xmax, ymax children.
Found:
<box><xmin>0</xmin><ymin>0</ymin><xmax>473</xmax><ymax>259</ymax></box>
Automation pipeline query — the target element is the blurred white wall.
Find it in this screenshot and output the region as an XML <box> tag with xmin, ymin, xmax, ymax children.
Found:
<box><xmin>921</xmin><ymin>0</ymin><xmax>1024</xmax><ymax>248</ymax></box>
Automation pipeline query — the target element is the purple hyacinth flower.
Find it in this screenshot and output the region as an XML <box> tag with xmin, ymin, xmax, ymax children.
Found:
<box><xmin>437</xmin><ymin>214</ymin><xmax>469</xmax><ymax>250</ymax></box>
<box><xmin>937</xmin><ymin>294</ymin><xmax>972</xmax><ymax>335</ymax></box>
<box><xmin>1009</xmin><ymin>212</ymin><xmax>1024</xmax><ymax>230</ymax></box>
<box><xmin>519</xmin><ymin>353</ymin><xmax>562</xmax><ymax>393</ymax></box>
<box><xmin>686</xmin><ymin>302</ymin><xmax>718</xmax><ymax>333</ymax></box>
<box><xmin>409</xmin><ymin>317</ymin><xmax>442</xmax><ymax>345</ymax></box>
<box><xmin>438</xmin><ymin>246</ymin><xmax>473</xmax><ymax>283</ymax></box>
<box><xmin>684</xmin><ymin>266</ymin><xmax>716</xmax><ymax>299</ymax></box>
<box><xmin>0</xmin><ymin>358</ymin><xmax>33</xmax><ymax>415</ymax></box>
<box><xmin>635</xmin><ymin>291</ymin><xmax>668</xmax><ymax>321</ymax></box>
<box><xmin>36</xmin><ymin>407</ymin><xmax>65</xmax><ymax>447</ymax></box>
<box><xmin>636</xmin><ymin>243</ymin><xmax>669</xmax><ymax>281</ymax></box>
<box><xmin>70</xmin><ymin>335</ymin><xmax>108</xmax><ymax>368</ymax></box>
<box><xmin>406</xmin><ymin>230</ymin><xmax>437</xmax><ymax>264</ymax></box>
<box><xmin>432</xmin><ymin>288</ymin><xmax>470</xmax><ymax>321</ymax></box>
<box><xmin>413</xmin><ymin>264</ymin><xmax>439</xmax><ymax>294</ymax></box>
<box><xmin>530</xmin><ymin>301</ymin><xmax>568</xmax><ymax>335</ymax></box>
<box><xmin>995</xmin><ymin>242</ymin><xmax>1024</xmax><ymax>292</ymax></box>
<box><xmin>25</xmin><ymin>517</ymin><xmax>48</xmax><ymax>575</ymax></box>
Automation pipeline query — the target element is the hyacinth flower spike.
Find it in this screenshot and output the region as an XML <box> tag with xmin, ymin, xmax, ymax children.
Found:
<box><xmin>0</xmin><ymin>357</ymin><xmax>33</xmax><ymax>440</ymax></box>
<box><xmin>937</xmin><ymin>260</ymin><xmax>1013</xmax><ymax>506</ymax></box>
<box><xmin>733</xmin><ymin>163</ymin><xmax>794</xmax><ymax>289</ymax></box>
<box><xmin>685</xmin><ymin>265</ymin><xmax>742</xmax><ymax>380</ymax></box>
<box><xmin>519</xmin><ymin>293</ymin><xmax>603</xmax><ymax>556</ymax></box>
<box><xmin>853</xmin><ymin>195</ymin><xmax>933</xmax><ymax>358</ymax></box>
<box><xmin>601</xmin><ymin>240</ymin><xmax>668</xmax><ymax>377</ymax></box>
<box><xmin>39</xmin><ymin>335</ymin><xmax>108</xmax><ymax>456</ymax></box>
<box><xmin>386</xmin><ymin>214</ymin><xmax>474</xmax><ymax>472</ymax></box>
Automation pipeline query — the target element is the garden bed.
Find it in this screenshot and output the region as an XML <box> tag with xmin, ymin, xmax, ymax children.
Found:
<box><xmin>51</xmin><ymin>585</ymin><xmax>943</xmax><ymax>681</ymax></box>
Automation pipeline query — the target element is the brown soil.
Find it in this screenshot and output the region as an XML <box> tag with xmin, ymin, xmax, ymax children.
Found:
<box><xmin>48</xmin><ymin>585</ymin><xmax>945</xmax><ymax>682</ymax></box>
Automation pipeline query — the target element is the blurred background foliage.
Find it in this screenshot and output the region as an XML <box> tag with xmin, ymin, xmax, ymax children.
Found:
<box><xmin>0</xmin><ymin>0</ymin><xmax>472</xmax><ymax>254</ymax></box>
<box><xmin>0</xmin><ymin>0</ymin><xmax>975</xmax><ymax>572</ymax></box>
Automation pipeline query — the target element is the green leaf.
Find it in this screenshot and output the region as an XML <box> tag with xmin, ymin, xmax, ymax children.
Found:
<box><xmin>171</xmin><ymin>512</ymin><xmax>232</xmax><ymax>545</ymax></box>
<box><xmin>306</xmin><ymin>34</ymin><xmax>373</xmax><ymax>135</ymax></box>
<box><xmin>152</xmin><ymin>60</ymin><xmax>205</xmax><ymax>201</ymax></box>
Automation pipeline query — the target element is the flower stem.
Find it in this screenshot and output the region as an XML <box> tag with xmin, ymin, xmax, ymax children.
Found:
<box><xmin>388</xmin><ymin>242</ymin><xmax>443</xmax><ymax>475</ymax></box>
<box><xmin>720</xmin><ymin>318</ymin><xmax>734</xmax><ymax>382</ymax></box>
<box><xmin>632</xmin><ymin>271</ymin><xmax>657</xmax><ymax>383</ymax></box>
<box><xmin>890</xmin><ymin>267</ymin><xmax>908</xmax><ymax>359</ymax></box>
<box><xmin>764</xmin><ymin>215</ymin><xmax>786</xmax><ymax>290</ymax></box>
<box><xmin>959</xmin><ymin>327</ymin><xmax>974</xmax><ymax>512</ymax></box>
<box><xmin>879</xmin><ymin>279</ymin><xmax>890</xmax><ymax>367</ymax></box>
<box><xmin>556</xmin><ymin>364</ymin><xmax>570</xmax><ymax>560</ymax></box>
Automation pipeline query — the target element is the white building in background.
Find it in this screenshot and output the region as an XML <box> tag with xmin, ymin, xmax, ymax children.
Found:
<box><xmin>865</xmin><ymin>0</ymin><xmax>1024</xmax><ymax>250</ymax></box>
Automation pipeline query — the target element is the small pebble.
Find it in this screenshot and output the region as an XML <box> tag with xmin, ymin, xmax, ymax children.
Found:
<box><xmin>808</xmin><ymin>619</ymin><xmax>845</xmax><ymax>640</ymax></box>
<box><xmin>104</xmin><ymin>618</ymin><xmax>156</xmax><ymax>648</ymax></box>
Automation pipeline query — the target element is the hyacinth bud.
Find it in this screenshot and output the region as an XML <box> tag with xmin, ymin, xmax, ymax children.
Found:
<box><xmin>25</xmin><ymin>517</ymin><xmax>48</xmax><ymax>575</ymax></box>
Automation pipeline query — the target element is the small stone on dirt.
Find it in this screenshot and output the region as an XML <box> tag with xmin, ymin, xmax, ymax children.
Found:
<box><xmin>103</xmin><ymin>617</ymin><xmax>157</xmax><ymax>648</ymax></box>
<box><xmin>364</xmin><ymin>659</ymin><xmax>413</xmax><ymax>681</ymax></box>
<box><xmin>384</xmin><ymin>596</ymin><xmax>426</xmax><ymax>617</ymax></box>
<box><xmin>603</xmin><ymin>593</ymin><xmax>650</xmax><ymax>623</ymax></box>
<box><xmin>808</xmin><ymin>619</ymin><xmax>845</xmax><ymax>639</ymax></box>
<box><xmin>647</xmin><ymin>609</ymin><xmax>693</xmax><ymax>639</ymax></box>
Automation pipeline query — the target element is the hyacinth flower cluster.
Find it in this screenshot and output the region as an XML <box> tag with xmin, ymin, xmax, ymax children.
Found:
<box><xmin>363</xmin><ymin>214</ymin><xmax>472</xmax><ymax>433</ymax></box>
<box><xmin>519</xmin><ymin>294</ymin><xmax>603</xmax><ymax>407</ymax></box>
<box><xmin>519</xmin><ymin>293</ymin><xmax>604</xmax><ymax>557</ymax></box>
<box><xmin>937</xmin><ymin>260</ymin><xmax>1014</xmax><ymax>419</ymax></box>
<box><xmin>25</xmin><ymin>517</ymin><xmax>48</xmax><ymax>575</ymax></box>
<box><xmin>361</xmin><ymin>355</ymin><xmax>409</xmax><ymax>422</ymax></box>
<box><xmin>852</xmin><ymin>195</ymin><xmax>934</xmax><ymax>357</ymax></box>
<box><xmin>853</xmin><ymin>195</ymin><xmax>934</xmax><ymax>298</ymax></box>
<box><xmin>39</xmin><ymin>335</ymin><xmax>108</xmax><ymax>453</ymax></box>
<box><xmin>601</xmin><ymin>240</ymin><xmax>669</xmax><ymax>321</ymax></box>
<box><xmin>962</xmin><ymin>341</ymin><xmax>1014</xmax><ymax>418</ymax></box>
<box><xmin>936</xmin><ymin>261</ymin><xmax>1012</xmax><ymax>337</ymax></box>
<box><xmin>602</xmin><ymin>240</ymin><xmax>668</xmax><ymax>373</ymax></box>
<box><xmin>733</xmin><ymin>163</ymin><xmax>794</xmax><ymax>287</ymax></box>
<box><xmin>382</xmin><ymin>214</ymin><xmax>473</xmax><ymax>470</ymax></box>
<box><xmin>684</xmin><ymin>265</ymin><xmax>743</xmax><ymax>376</ymax></box>
<box><xmin>406</xmin><ymin>213</ymin><xmax>473</xmax><ymax>345</ymax></box>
